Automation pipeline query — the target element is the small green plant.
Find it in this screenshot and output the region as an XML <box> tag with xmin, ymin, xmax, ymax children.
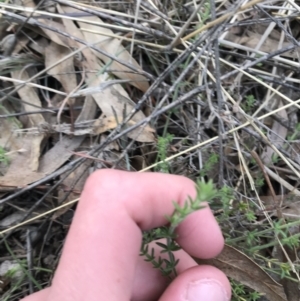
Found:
<box><xmin>287</xmin><ymin>122</ymin><xmax>300</xmax><ymax>141</ymax></box>
<box><xmin>231</xmin><ymin>279</ymin><xmax>262</xmax><ymax>301</ymax></box>
<box><xmin>217</xmin><ymin>185</ymin><xmax>234</xmax><ymax>218</ymax></box>
<box><xmin>141</xmin><ymin>179</ymin><xmax>218</xmax><ymax>278</ymax></box>
<box><xmin>198</xmin><ymin>0</ymin><xmax>211</xmax><ymax>28</ymax></box>
<box><xmin>254</xmin><ymin>173</ymin><xmax>264</xmax><ymax>188</ymax></box>
<box><xmin>227</xmin><ymin>219</ymin><xmax>300</xmax><ymax>255</ymax></box>
<box><xmin>271</xmin><ymin>153</ymin><xmax>280</xmax><ymax>164</ymax></box>
<box><xmin>279</xmin><ymin>262</ymin><xmax>292</xmax><ymax>278</ymax></box>
<box><xmin>242</xmin><ymin>94</ymin><xmax>256</xmax><ymax>112</ymax></box>
<box><xmin>238</xmin><ymin>200</ymin><xmax>257</xmax><ymax>222</ymax></box>
<box><xmin>4</xmin><ymin>261</ymin><xmax>24</xmax><ymax>279</ymax></box>
<box><xmin>200</xmin><ymin>152</ymin><xmax>219</xmax><ymax>177</ymax></box>
<box><xmin>155</xmin><ymin>134</ymin><xmax>174</xmax><ymax>173</ymax></box>
<box><xmin>232</xmin><ymin>280</ymin><xmax>245</xmax><ymax>296</ymax></box>
<box><xmin>0</xmin><ymin>146</ymin><xmax>9</xmax><ymax>166</ymax></box>
<box><xmin>245</xmin><ymin>210</ymin><xmax>256</xmax><ymax>222</ymax></box>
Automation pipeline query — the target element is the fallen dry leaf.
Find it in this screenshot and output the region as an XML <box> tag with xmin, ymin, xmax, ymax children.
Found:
<box><xmin>194</xmin><ymin>245</ymin><xmax>287</xmax><ymax>301</ymax></box>
<box><xmin>76</xmin><ymin>94</ymin><xmax>98</xmax><ymax>122</ymax></box>
<box><xmin>0</xmin><ymin>211</ymin><xmax>26</xmax><ymax>228</ymax></box>
<box><xmin>73</xmin><ymin>10</ymin><xmax>149</xmax><ymax>92</ymax></box>
<box><xmin>93</xmin><ymin>114</ymin><xmax>155</xmax><ymax>138</ymax></box>
<box><xmin>45</xmin><ymin>42</ymin><xmax>77</xmax><ymax>96</ymax></box>
<box><xmin>28</xmin><ymin>37</ymin><xmax>48</xmax><ymax>55</ymax></box>
<box><xmin>38</xmin><ymin>136</ymin><xmax>85</xmax><ymax>174</ymax></box>
<box><xmin>0</xmin><ymin>136</ymin><xmax>85</xmax><ymax>189</ymax></box>
<box><xmin>0</xmin><ymin>105</ymin><xmax>21</xmax><ymax>176</ymax></box>
<box><xmin>225</xmin><ymin>31</ymin><xmax>299</xmax><ymax>59</ymax></box>
<box><xmin>0</xmin><ymin>67</ymin><xmax>45</xmax><ymax>186</ymax></box>
<box><xmin>280</xmin><ymin>269</ymin><xmax>300</xmax><ymax>301</ymax></box>
<box><xmin>52</xmin><ymin>159</ymin><xmax>90</xmax><ymax>220</ymax></box>
<box><xmin>0</xmin><ymin>95</ymin><xmax>86</xmax><ymax>188</ymax></box>
<box><xmin>56</xmin><ymin>5</ymin><xmax>155</xmax><ymax>142</ymax></box>
<box><xmin>22</xmin><ymin>0</ymin><xmax>76</xmax><ymax>49</ymax></box>
<box><xmin>39</xmin><ymin>19</ymin><xmax>77</xmax><ymax>48</ymax></box>
<box><xmin>51</xmin><ymin>92</ymin><xmax>98</xmax><ymax>219</ymax></box>
<box><xmin>8</xmin><ymin>69</ymin><xmax>45</xmax><ymax>172</ymax></box>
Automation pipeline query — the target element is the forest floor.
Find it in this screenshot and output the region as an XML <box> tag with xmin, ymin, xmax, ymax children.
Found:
<box><xmin>0</xmin><ymin>1</ymin><xmax>300</xmax><ymax>300</ymax></box>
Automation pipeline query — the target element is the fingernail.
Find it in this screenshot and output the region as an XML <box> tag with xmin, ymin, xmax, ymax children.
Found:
<box><xmin>184</xmin><ymin>279</ymin><xmax>229</xmax><ymax>301</ymax></box>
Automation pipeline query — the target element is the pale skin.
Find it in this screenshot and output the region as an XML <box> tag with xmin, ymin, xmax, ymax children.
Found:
<box><xmin>21</xmin><ymin>170</ymin><xmax>232</xmax><ymax>301</ymax></box>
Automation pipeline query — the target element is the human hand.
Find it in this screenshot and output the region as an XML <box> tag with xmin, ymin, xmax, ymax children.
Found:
<box><xmin>21</xmin><ymin>170</ymin><xmax>231</xmax><ymax>301</ymax></box>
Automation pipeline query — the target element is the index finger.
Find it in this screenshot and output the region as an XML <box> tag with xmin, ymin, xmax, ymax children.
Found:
<box><xmin>46</xmin><ymin>170</ymin><xmax>224</xmax><ymax>301</ymax></box>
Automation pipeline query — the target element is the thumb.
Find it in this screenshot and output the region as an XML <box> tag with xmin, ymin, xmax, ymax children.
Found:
<box><xmin>159</xmin><ymin>265</ymin><xmax>231</xmax><ymax>301</ymax></box>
